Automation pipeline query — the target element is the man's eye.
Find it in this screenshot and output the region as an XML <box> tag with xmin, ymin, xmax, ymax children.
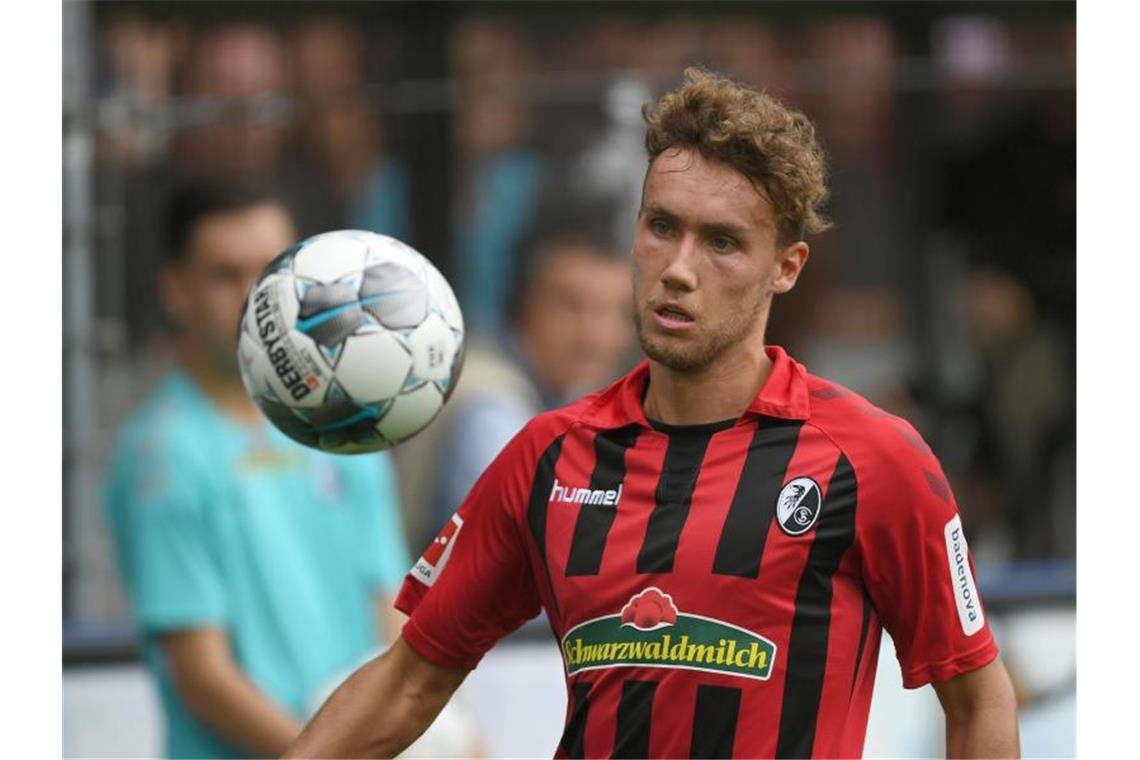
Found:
<box><xmin>711</xmin><ymin>236</ymin><xmax>736</xmax><ymax>252</ymax></box>
<box><xmin>650</xmin><ymin>219</ymin><xmax>671</xmax><ymax>236</ymax></box>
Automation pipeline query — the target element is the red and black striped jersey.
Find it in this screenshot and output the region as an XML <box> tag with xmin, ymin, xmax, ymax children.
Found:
<box><xmin>396</xmin><ymin>346</ymin><xmax>998</xmax><ymax>759</ymax></box>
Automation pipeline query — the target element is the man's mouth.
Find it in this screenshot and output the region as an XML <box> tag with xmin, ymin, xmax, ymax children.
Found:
<box><xmin>652</xmin><ymin>303</ymin><xmax>695</xmax><ymax>328</ymax></box>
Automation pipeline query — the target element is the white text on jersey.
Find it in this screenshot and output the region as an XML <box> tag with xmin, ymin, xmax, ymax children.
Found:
<box><xmin>549</xmin><ymin>478</ymin><xmax>623</xmax><ymax>507</ymax></box>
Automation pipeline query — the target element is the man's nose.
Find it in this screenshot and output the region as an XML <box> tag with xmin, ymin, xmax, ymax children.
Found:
<box><xmin>659</xmin><ymin>233</ymin><xmax>699</xmax><ymax>291</ymax></box>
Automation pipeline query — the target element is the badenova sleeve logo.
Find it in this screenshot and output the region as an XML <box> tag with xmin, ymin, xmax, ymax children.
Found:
<box><xmin>411</xmin><ymin>514</ymin><xmax>463</xmax><ymax>587</ymax></box>
<box><xmin>944</xmin><ymin>514</ymin><xmax>984</xmax><ymax>636</ymax></box>
<box><xmin>777</xmin><ymin>477</ymin><xmax>822</xmax><ymax>536</ymax></box>
<box><xmin>561</xmin><ymin>587</ymin><xmax>777</xmax><ymax>681</ymax></box>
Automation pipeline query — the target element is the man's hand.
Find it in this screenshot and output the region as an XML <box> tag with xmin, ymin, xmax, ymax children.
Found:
<box><xmin>161</xmin><ymin>628</ymin><xmax>305</xmax><ymax>758</ymax></box>
<box><xmin>286</xmin><ymin>636</ymin><xmax>468</xmax><ymax>759</ymax></box>
<box><xmin>932</xmin><ymin>657</ymin><xmax>1020</xmax><ymax>758</ymax></box>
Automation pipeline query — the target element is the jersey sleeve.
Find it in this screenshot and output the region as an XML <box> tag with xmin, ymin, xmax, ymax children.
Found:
<box><xmin>352</xmin><ymin>452</ymin><xmax>413</xmax><ymax>595</ymax></box>
<box><xmin>102</xmin><ymin>434</ymin><xmax>229</xmax><ymax>632</ymax></box>
<box><xmin>854</xmin><ymin>425</ymin><xmax>999</xmax><ymax>688</ymax></box>
<box><xmin>394</xmin><ymin>421</ymin><xmax>547</xmax><ymax>671</ymax></box>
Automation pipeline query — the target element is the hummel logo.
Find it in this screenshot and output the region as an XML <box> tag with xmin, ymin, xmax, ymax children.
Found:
<box><xmin>549</xmin><ymin>478</ymin><xmax>623</xmax><ymax>507</ymax></box>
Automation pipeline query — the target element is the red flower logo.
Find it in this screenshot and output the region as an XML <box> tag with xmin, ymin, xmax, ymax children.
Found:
<box><xmin>619</xmin><ymin>587</ymin><xmax>679</xmax><ymax>631</ymax></box>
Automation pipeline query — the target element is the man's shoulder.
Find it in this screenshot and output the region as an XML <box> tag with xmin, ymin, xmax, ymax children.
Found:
<box><xmin>803</xmin><ymin>371</ymin><xmax>936</xmax><ymax>475</ymax></box>
<box><xmin>108</xmin><ymin>375</ymin><xmax>214</xmax><ymax>473</ymax></box>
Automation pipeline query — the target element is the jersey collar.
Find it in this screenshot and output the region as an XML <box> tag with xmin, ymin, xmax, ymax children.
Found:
<box><xmin>594</xmin><ymin>344</ymin><xmax>812</xmax><ymax>427</ymax></box>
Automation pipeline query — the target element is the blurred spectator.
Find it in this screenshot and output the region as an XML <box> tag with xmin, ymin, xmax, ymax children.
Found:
<box><xmin>101</xmin><ymin>180</ymin><xmax>411</xmax><ymax>758</ymax></box>
<box><xmin>569</xmin><ymin>75</ymin><xmax>652</xmax><ymax>255</ymax></box>
<box><xmin>98</xmin><ymin>15</ymin><xmax>185</xmax><ymax>167</ymax></box>
<box><xmin>396</xmin><ymin>221</ymin><xmax>635</xmax><ymax>548</ymax></box>
<box><xmin>963</xmin><ymin>269</ymin><xmax>1072</xmax><ymax>559</ymax></box>
<box><xmin>288</xmin><ymin>18</ymin><xmax>410</xmax><ymax>238</ymax></box>
<box><xmin>172</xmin><ymin>24</ymin><xmax>291</xmax><ymax>179</ymax></box>
<box><xmin>702</xmin><ymin>18</ymin><xmax>794</xmax><ymax>101</ymax></box>
<box><xmin>450</xmin><ymin>20</ymin><xmax>545</xmax><ymax>335</ymax></box>
<box><xmin>804</xmin><ymin>18</ymin><xmax>903</xmax><ymax>293</ymax></box>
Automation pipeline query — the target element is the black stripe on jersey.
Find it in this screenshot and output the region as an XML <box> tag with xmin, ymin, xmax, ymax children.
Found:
<box><xmin>851</xmin><ymin>588</ymin><xmax>874</xmax><ymax>698</ymax></box>
<box><xmin>712</xmin><ymin>419</ymin><xmax>804</xmax><ymax>578</ymax></box>
<box><xmin>637</xmin><ymin>430</ymin><xmax>716</xmax><ymax>574</ymax></box>
<box><xmin>528</xmin><ymin>435</ymin><xmax>566</xmax><ymax>620</ymax></box>
<box><xmin>614</xmin><ymin>679</ymin><xmax>658</xmax><ymax>758</ymax></box>
<box><xmin>776</xmin><ymin>454</ymin><xmax>858</xmax><ymax>759</ymax></box>
<box><xmin>566</xmin><ymin>425</ymin><xmax>642</xmax><ymax>576</ymax></box>
<box><xmin>690</xmin><ymin>684</ymin><xmax>742</xmax><ymax>758</ymax></box>
<box><xmin>560</xmin><ymin>680</ymin><xmax>593</xmax><ymax>759</ymax></box>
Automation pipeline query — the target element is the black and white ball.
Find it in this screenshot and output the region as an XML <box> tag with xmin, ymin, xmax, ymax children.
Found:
<box><xmin>237</xmin><ymin>230</ymin><xmax>465</xmax><ymax>454</ymax></box>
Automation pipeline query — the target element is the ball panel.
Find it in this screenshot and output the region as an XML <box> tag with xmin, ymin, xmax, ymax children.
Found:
<box><xmin>298</xmin><ymin>281</ymin><xmax>361</xmax><ymax>317</ymax></box>
<box><xmin>409</xmin><ymin>313</ymin><xmax>460</xmax><ymax>383</ymax></box>
<box><xmin>366</xmin><ymin>234</ymin><xmax>429</xmax><ymax>274</ymax></box>
<box><xmin>377</xmin><ymin>383</ymin><xmax>444</xmax><ymax>443</ymax></box>
<box><xmin>319</xmin><ymin>426</ymin><xmax>392</xmax><ymax>454</ymax></box>
<box><xmin>301</xmin><ymin>307</ymin><xmax>365</xmax><ymax>349</ymax></box>
<box><xmin>360</xmin><ymin>262</ymin><xmax>429</xmax><ymax>329</ymax></box>
<box><xmin>293</xmin><ymin>234</ymin><xmax>368</xmax><ymax>283</ymax></box>
<box><xmin>424</xmin><ymin>264</ymin><xmax>464</xmax><ymax>332</ymax></box>
<box><xmin>335</xmin><ymin>331</ymin><xmax>413</xmax><ymax>402</ymax></box>
<box><xmin>259</xmin><ymin>395</ymin><xmax>322</xmax><ymax>448</ymax></box>
<box><xmin>292</xmin><ymin>380</ymin><xmax>367</xmax><ymax>429</ymax></box>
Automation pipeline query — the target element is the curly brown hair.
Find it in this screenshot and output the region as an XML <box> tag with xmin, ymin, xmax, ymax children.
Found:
<box><xmin>643</xmin><ymin>67</ymin><xmax>832</xmax><ymax>244</ymax></box>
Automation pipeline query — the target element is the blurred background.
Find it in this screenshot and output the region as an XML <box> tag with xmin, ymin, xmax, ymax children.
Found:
<box><xmin>63</xmin><ymin>1</ymin><xmax>1075</xmax><ymax>757</ymax></box>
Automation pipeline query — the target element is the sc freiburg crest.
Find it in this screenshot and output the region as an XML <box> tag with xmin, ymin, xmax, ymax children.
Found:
<box><xmin>776</xmin><ymin>477</ymin><xmax>822</xmax><ymax>536</ymax></box>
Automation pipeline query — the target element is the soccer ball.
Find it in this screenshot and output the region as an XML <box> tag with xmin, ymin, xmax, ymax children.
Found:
<box><xmin>237</xmin><ymin>230</ymin><xmax>465</xmax><ymax>454</ymax></box>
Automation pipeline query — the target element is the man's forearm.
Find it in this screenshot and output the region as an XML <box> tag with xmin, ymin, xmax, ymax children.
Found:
<box><xmin>162</xmin><ymin>629</ymin><xmax>304</xmax><ymax>758</ymax></box>
<box><xmin>945</xmin><ymin>700</ymin><xmax>1020</xmax><ymax>758</ymax></box>
<box><xmin>934</xmin><ymin>658</ymin><xmax>1020</xmax><ymax>758</ymax></box>
<box><xmin>286</xmin><ymin>641</ymin><xmax>455</xmax><ymax>758</ymax></box>
<box><xmin>176</xmin><ymin>661</ymin><xmax>304</xmax><ymax>757</ymax></box>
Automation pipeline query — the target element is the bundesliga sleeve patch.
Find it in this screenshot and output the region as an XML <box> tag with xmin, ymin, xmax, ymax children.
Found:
<box><xmin>411</xmin><ymin>514</ymin><xmax>464</xmax><ymax>588</ymax></box>
<box><xmin>943</xmin><ymin>515</ymin><xmax>984</xmax><ymax>635</ymax></box>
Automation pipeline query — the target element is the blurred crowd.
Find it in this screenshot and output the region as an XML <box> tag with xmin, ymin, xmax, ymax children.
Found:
<box><xmin>80</xmin><ymin>3</ymin><xmax>1075</xmax><ymax>620</ymax></box>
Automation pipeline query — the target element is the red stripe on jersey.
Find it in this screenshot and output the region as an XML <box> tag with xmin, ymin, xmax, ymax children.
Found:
<box><xmin>669</xmin><ymin>421</ymin><xmax>760</xmax><ymax>579</ymax></box>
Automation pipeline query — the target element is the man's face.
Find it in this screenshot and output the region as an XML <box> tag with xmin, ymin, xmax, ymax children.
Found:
<box><xmin>518</xmin><ymin>246</ymin><xmax>634</xmax><ymax>399</ymax></box>
<box><xmin>163</xmin><ymin>202</ymin><xmax>295</xmax><ymax>371</ymax></box>
<box><xmin>632</xmin><ymin>146</ymin><xmax>807</xmax><ymax>372</ymax></box>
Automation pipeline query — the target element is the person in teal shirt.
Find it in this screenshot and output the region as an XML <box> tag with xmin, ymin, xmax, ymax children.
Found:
<box><xmin>102</xmin><ymin>180</ymin><xmax>411</xmax><ymax>758</ymax></box>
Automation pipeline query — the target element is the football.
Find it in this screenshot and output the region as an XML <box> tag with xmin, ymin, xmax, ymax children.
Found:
<box><xmin>236</xmin><ymin>230</ymin><xmax>465</xmax><ymax>454</ymax></box>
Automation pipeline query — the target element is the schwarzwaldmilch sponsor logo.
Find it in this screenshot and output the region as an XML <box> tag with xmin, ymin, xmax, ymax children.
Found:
<box><xmin>561</xmin><ymin>587</ymin><xmax>777</xmax><ymax>681</ymax></box>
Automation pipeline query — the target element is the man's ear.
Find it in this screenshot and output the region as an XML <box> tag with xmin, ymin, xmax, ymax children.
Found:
<box><xmin>771</xmin><ymin>241</ymin><xmax>810</xmax><ymax>295</ymax></box>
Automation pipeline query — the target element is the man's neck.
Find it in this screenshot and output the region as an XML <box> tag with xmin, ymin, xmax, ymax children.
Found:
<box><xmin>182</xmin><ymin>349</ymin><xmax>263</xmax><ymax>425</ymax></box>
<box><xmin>643</xmin><ymin>343</ymin><xmax>773</xmax><ymax>426</ymax></box>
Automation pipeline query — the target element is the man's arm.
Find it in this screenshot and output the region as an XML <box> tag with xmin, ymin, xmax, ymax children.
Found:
<box><xmin>285</xmin><ymin>636</ymin><xmax>467</xmax><ymax>759</ymax></box>
<box><xmin>161</xmin><ymin>628</ymin><xmax>304</xmax><ymax>758</ymax></box>
<box><xmin>376</xmin><ymin>592</ymin><xmax>407</xmax><ymax>647</ymax></box>
<box><xmin>932</xmin><ymin>658</ymin><xmax>1020</xmax><ymax>758</ymax></box>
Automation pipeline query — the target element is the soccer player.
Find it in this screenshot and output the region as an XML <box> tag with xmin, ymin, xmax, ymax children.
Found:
<box><xmin>287</xmin><ymin>68</ymin><xmax>1019</xmax><ymax>759</ymax></box>
<box><xmin>102</xmin><ymin>181</ymin><xmax>411</xmax><ymax>758</ymax></box>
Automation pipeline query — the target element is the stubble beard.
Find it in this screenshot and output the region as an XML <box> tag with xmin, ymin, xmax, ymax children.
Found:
<box><xmin>633</xmin><ymin>289</ymin><xmax>765</xmax><ymax>373</ymax></box>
